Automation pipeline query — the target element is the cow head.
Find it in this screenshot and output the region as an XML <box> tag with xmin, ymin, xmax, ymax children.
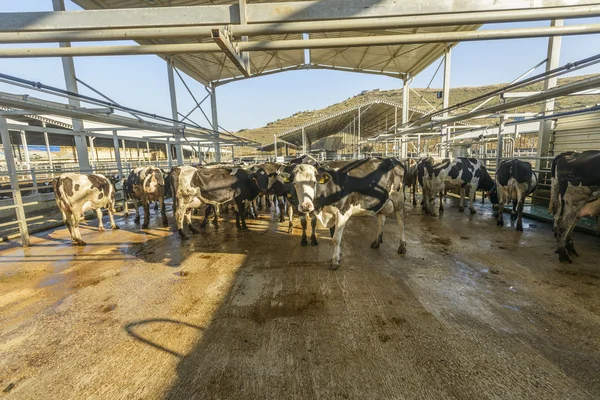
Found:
<box><xmin>293</xmin><ymin>164</ymin><xmax>332</xmax><ymax>213</ymax></box>
<box><xmin>477</xmin><ymin>166</ymin><xmax>496</xmax><ymax>192</ymax></box>
<box><xmin>249</xmin><ymin>168</ymin><xmax>269</xmax><ymax>193</ymax></box>
<box><xmin>489</xmin><ymin>185</ymin><xmax>499</xmax><ymax>205</ymax></box>
<box><xmin>144</xmin><ymin>168</ymin><xmax>165</xmax><ymax>194</ymax></box>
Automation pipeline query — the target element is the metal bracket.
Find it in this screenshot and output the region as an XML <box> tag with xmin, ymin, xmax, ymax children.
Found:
<box><xmin>211</xmin><ymin>28</ymin><xmax>250</xmax><ymax>78</ymax></box>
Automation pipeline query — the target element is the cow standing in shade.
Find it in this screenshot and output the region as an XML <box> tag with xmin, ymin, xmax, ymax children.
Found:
<box><xmin>125</xmin><ymin>167</ymin><xmax>168</xmax><ymax>229</ymax></box>
<box><xmin>549</xmin><ymin>150</ymin><xmax>600</xmax><ymax>263</ymax></box>
<box><xmin>293</xmin><ymin>157</ymin><xmax>407</xmax><ymax>270</ymax></box>
<box><xmin>173</xmin><ymin>166</ymin><xmax>269</xmax><ymax>239</ymax></box>
<box><xmin>52</xmin><ymin>173</ymin><xmax>119</xmax><ymax>246</ymax></box>
<box><xmin>491</xmin><ymin>159</ymin><xmax>537</xmax><ymax>231</ymax></box>
<box><xmin>419</xmin><ymin>157</ymin><xmax>495</xmax><ymax>216</ymax></box>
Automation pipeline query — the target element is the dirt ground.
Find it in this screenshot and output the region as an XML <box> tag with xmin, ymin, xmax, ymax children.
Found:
<box><xmin>1</xmin><ymin>199</ymin><xmax>599</xmax><ymax>400</ymax></box>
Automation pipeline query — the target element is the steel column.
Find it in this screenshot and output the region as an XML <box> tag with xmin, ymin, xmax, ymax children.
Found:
<box><xmin>89</xmin><ymin>136</ymin><xmax>96</xmax><ymax>167</ymax></box>
<box><xmin>166</xmin><ymin>57</ymin><xmax>184</xmax><ymax>165</ymax></box>
<box><xmin>442</xmin><ymin>47</ymin><xmax>452</xmax><ymax>157</ymax></box>
<box><xmin>52</xmin><ymin>0</ymin><xmax>91</xmax><ymax>173</ymax></box>
<box><xmin>496</xmin><ymin>115</ymin><xmax>505</xmax><ymax>169</ymax></box>
<box><xmin>0</xmin><ymin>116</ymin><xmax>30</xmax><ymax>245</ymax></box>
<box><xmin>302</xmin><ymin>126</ymin><xmax>306</xmax><ymax>155</ymax></box>
<box><xmin>43</xmin><ymin>123</ymin><xmax>52</xmax><ymax>169</ymax></box>
<box><xmin>274</xmin><ymin>135</ymin><xmax>278</xmax><ymax>159</ymax></box>
<box><xmin>210</xmin><ymin>82</ymin><xmax>221</xmax><ymax>163</ymax></box>
<box><xmin>166</xmin><ymin>138</ymin><xmax>172</xmax><ymax>167</ymax></box>
<box><xmin>19</xmin><ymin>130</ymin><xmax>31</xmax><ymax>170</ymax></box>
<box><xmin>401</xmin><ymin>78</ymin><xmax>411</xmax><ymax>158</ymax></box>
<box><xmin>538</xmin><ymin>19</ymin><xmax>564</xmax><ymax>164</ymax></box>
<box><xmin>357</xmin><ymin>107</ymin><xmax>362</xmax><ymax>159</ymax></box>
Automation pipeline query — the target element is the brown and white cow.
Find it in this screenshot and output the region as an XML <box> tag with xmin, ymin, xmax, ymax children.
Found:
<box><xmin>549</xmin><ymin>150</ymin><xmax>600</xmax><ymax>263</ymax></box>
<box><xmin>52</xmin><ymin>173</ymin><xmax>119</xmax><ymax>246</ymax></box>
<box><xmin>293</xmin><ymin>157</ymin><xmax>407</xmax><ymax>270</ymax></box>
<box><xmin>125</xmin><ymin>166</ymin><xmax>168</xmax><ymax>229</ymax></box>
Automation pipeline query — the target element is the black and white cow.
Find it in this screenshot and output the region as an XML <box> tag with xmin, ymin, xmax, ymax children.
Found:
<box><xmin>293</xmin><ymin>157</ymin><xmax>407</xmax><ymax>270</ymax></box>
<box><xmin>549</xmin><ymin>150</ymin><xmax>600</xmax><ymax>263</ymax></box>
<box><xmin>419</xmin><ymin>157</ymin><xmax>495</xmax><ymax>216</ymax></box>
<box><xmin>490</xmin><ymin>159</ymin><xmax>537</xmax><ymax>231</ymax></box>
<box><xmin>173</xmin><ymin>165</ymin><xmax>269</xmax><ymax>239</ymax></box>
<box><xmin>125</xmin><ymin>166</ymin><xmax>168</xmax><ymax>229</ymax></box>
<box><xmin>52</xmin><ymin>173</ymin><xmax>119</xmax><ymax>246</ymax></box>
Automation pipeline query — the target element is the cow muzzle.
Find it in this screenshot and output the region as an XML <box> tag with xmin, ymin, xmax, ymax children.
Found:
<box><xmin>299</xmin><ymin>201</ymin><xmax>314</xmax><ymax>213</ymax></box>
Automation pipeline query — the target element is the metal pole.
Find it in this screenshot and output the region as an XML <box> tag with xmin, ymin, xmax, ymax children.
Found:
<box><xmin>417</xmin><ymin>134</ymin><xmax>421</xmax><ymax>156</ymax></box>
<box><xmin>89</xmin><ymin>136</ymin><xmax>96</xmax><ymax>168</ymax></box>
<box><xmin>7</xmin><ymin>22</ymin><xmax>600</xmax><ymax>57</ymax></box>
<box><xmin>166</xmin><ymin>57</ymin><xmax>184</xmax><ymax>165</ymax></box>
<box><xmin>274</xmin><ymin>135</ymin><xmax>278</xmax><ymax>159</ymax></box>
<box><xmin>43</xmin><ymin>123</ymin><xmax>53</xmax><ymax>169</ymax></box>
<box><xmin>496</xmin><ymin>115</ymin><xmax>505</xmax><ymax>169</ymax></box>
<box><xmin>166</xmin><ymin>138</ymin><xmax>172</xmax><ymax>167</ymax></box>
<box><xmin>231</xmin><ymin>145</ymin><xmax>235</xmax><ymax>162</ymax></box>
<box><xmin>0</xmin><ymin>116</ymin><xmax>30</xmax><ymax>245</ymax></box>
<box><xmin>121</xmin><ymin>139</ymin><xmax>127</xmax><ymax>166</ymax></box>
<box><xmin>210</xmin><ymin>82</ymin><xmax>221</xmax><ymax>163</ymax></box>
<box><xmin>146</xmin><ymin>141</ymin><xmax>151</xmax><ymax>164</ymax></box>
<box><xmin>357</xmin><ymin>108</ymin><xmax>361</xmax><ymax>159</ymax></box>
<box><xmin>20</xmin><ymin>130</ymin><xmax>31</xmax><ymax>170</ymax></box>
<box><xmin>302</xmin><ymin>126</ymin><xmax>306</xmax><ymax>155</ymax></box>
<box><xmin>197</xmin><ymin>141</ymin><xmax>202</xmax><ymax>164</ymax></box>
<box><xmin>443</xmin><ymin>47</ymin><xmax>452</xmax><ymax>157</ymax></box>
<box><xmin>538</xmin><ymin>19</ymin><xmax>564</xmax><ymax>167</ymax></box>
<box><xmin>402</xmin><ymin>78</ymin><xmax>411</xmax><ymax>158</ymax></box>
<box><xmin>112</xmin><ymin>130</ymin><xmax>123</xmax><ymax>178</ymax></box>
<box><xmin>52</xmin><ymin>0</ymin><xmax>91</xmax><ymax>173</ymax></box>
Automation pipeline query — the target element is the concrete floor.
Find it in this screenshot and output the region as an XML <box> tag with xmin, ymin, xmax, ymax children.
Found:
<box><xmin>1</xmin><ymin>199</ymin><xmax>599</xmax><ymax>399</ymax></box>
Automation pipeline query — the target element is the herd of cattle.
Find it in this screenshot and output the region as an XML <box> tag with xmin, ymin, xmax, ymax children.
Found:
<box><xmin>50</xmin><ymin>150</ymin><xmax>600</xmax><ymax>268</ymax></box>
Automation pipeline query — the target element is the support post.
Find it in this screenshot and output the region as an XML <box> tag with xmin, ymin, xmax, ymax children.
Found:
<box><xmin>274</xmin><ymin>135</ymin><xmax>278</xmax><ymax>160</ymax></box>
<box><xmin>231</xmin><ymin>145</ymin><xmax>235</xmax><ymax>162</ymax></box>
<box><xmin>302</xmin><ymin>126</ymin><xmax>307</xmax><ymax>155</ymax></box>
<box><xmin>210</xmin><ymin>82</ymin><xmax>221</xmax><ymax>163</ymax></box>
<box><xmin>443</xmin><ymin>46</ymin><xmax>452</xmax><ymax>157</ymax></box>
<box><xmin>89</xmin><ymin>136</ymin><xmax>96</xmax><ymax>168</ymax></box>
<box><xmin>496</xmin><ymin>115</ymin><xmax>505</xmax><ymax>169</ymax></box>
<box><xmin>43</xmin><ymin>123</ymin><xmax>53</xmax><ymax>170</ymax></box>
<box><xmin>166</xmin><ymin>138</ymin><xmax>172</xmax><ymax>167</ymax></box>
<box><xmin>538</xmin><ymin>19</ymin><xmax>564</xmax><ymax>167</ymax></box>
<box><xmin>166</xmin><ymin>57</ymin><xmax>184</xmax><ymax>165</ymax></box>
<box><xmin>0</xmin><ymin>117</ymin><xmax>30</xmax><ymax>245</ymax></box>
<box><xmin>52</xmin><ymin>0</ymin><xmax>90</xmax><ymax>173</ymax></box>
<box><xmin>402</xmin><ymin>78</ymin><xmax>411</xmax><ymax>158</ymax></box>
<box><xmin>357</xmin><ymin>107</ymin><xmax>361</xmax><ymax>159</ymax></box>
<box><xmin>112</xmin><ymin>130</ymin><xmax>123</xmax><ymax>179</ymax></box>
<box><xmin>146</xmin><ymin>141</ymin><xmax>151</xmax><ymax>164</ymax></box>
<box><xmin>121</xmin><ymin>139</ymin><xmax>127</xmax><ymax>167</ymax></box>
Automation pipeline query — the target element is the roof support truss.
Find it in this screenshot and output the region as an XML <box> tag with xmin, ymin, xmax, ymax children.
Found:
<box><xmin>211</xmin><ymin>28</ymin><xmax>250</xmax><ymax>78</ymax></box>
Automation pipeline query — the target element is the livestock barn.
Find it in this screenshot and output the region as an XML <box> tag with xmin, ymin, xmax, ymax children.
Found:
<box><xmin>1</xmin><ymin>1</ymin><xmax>600</xmax><ymax>399</ymax></box>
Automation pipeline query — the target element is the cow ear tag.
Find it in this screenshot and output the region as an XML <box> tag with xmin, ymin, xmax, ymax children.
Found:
<box><xmin>318</xmin><ymin>174</ymin><xmax>330</xmax><ymax>184</ymax></box>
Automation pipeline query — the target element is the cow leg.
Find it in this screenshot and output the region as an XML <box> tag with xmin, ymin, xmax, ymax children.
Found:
<box><xmin>556</xmin><ymin>208</ymin><xmax>581</xmax><ymax>263</ymax></box>
<box><xmin>300</xmin><ymin>214</ymin><xmax>308</xmax><ymax>246</ymax></box>
<box><xmin>371</xmin><ymin>214</ymin><xmax>386</xmax><ymax>248</ymax></box>
<box><xmin>96</xmin><ymin>208</ymin><xmax>105</xmax><ymax>231</ymax></box>
<box><xmin>212</xmin><ymin>205</ymin><xmax>219</xmax><ymax>228</ymax></box>
<box><xmin>412</xmin><ymin>181</ymin><xmax>417</xmax><ymax>207</ymax></box>
<box><xmin>266</xmin><ymin>195</ymin><xmax>272</xmax><ymax>210</ymax></box>
<box><xmin>330</xmin><ymin>212</ymin><xmax>350</xmax><ymax>270</ymax></box>
<box><xmin>310</xmin><ymin>214</ymin><xmax>318</xmax><ymax>246</ymax></box>
<box><xmin>132</xmin><ymin>197</ymin><xmax>141</xmax><ymax>224</ymax></box>
<box><xmin>235</xmin><ymin>201</ymin><xmax>249</xmax><ymax>230</ymax></box>
<box><xmin>511</xmin><ymin>199</ymin><xmax>518</xmax><ymax>221</ymax></box>
<box><xmin>175</xmin><ymin>199</ymin><xmax>190</xmax><ymax>240</ymax></box>
<box><xmin>123</xmin><ymin>188</ymin><xmax>129</xmax><ymax>216</ymax></box>
<box><xmin>497</xmin><ymin>189</ymin><xmax>505</xmax><ymax>227</ymax></box>
<box><xmin>458</xmin><ymin>188</ymin><xmax>465</xmax><ymax>212</ymax></box>
<box><xmin>287</xmin><ymin>201</ymin><xmax>294</xmax><ymax>234</ymax></box>
<box><xmin>71</xmin><ymin>214</ymin><xmax>86</xmax><ymax>246</ymax></box>
<box><xmin>154</xmin><ymin>201</ymin><xmax>159</xmax><ymax>211</ymax></box>
<box><xmin>186</xmin><ymin>209</ymin><xmax>199</xmax><ymax>234</ymax></box>
<box><xmin>142</xmin><ymin>201</ymin><xmax>150</xmax><ymax>229</ymax></box>
<box><xmin>60</xmin><ymin>209</ymin><xmax>75</xmax><ymax>241</ymax></box>
<box><xmin>278</xmin><ymin>197</ymin><xmax>286</xmax><ymax>223</ymax></box>
<box><xmin>391</xmin><ymin>191</ymin><xmax>407</xmax><ymax>254</ymax></box>
<box><xmin>108</xmin><ymin>204</ymin><xmax>119</xmax><ymax>230</ymax></box>
<box><xmin>201</xmin><ymin>205</ymin><xmax>211</xmax><ymax>229</ymax></box>
<box><xmin>438</xmin><ymin>191</ymin><xmax>444</xmax><ymax>214</ymax></box>
<box><xmin>160</xmin><ymin>196</ymin><xmax>169</xmax><ymax>227</ymax></box>
<box><xmin>468</xmin><ymin>187</ymin><xmax>477</xmax><ymax>214</ymax></box>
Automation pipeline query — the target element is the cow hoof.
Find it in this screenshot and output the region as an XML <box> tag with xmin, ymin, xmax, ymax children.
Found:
<box><xmin>134</xmin><ymin>217</ymin><xmax>140</xmax><ymax>224</ymax></box>
<box><xmin>329</xmin><ymin>262</ymin><xmax>340</xmax><ymax>271</ymax></box>
<box><xmin>76</xmin><ymin>240</ymin><xmax>86</xmax><ymax>246</ymax></box>
<box><xmin>213</xmin><ymin>222</ymin><xmax>219</xmax><ymax>229</ymax></box>
<box><xmin>311</xmin><ymin>238</ymin><xmax>319</xmax><ymax>246</ymax></box>
<box><xmin>162</xmin><ymin>219</ymin><xmax>169</xmax><ymax>227</ymax></box>
<box><xmin>398</xmin><ymin>242</ymin><xmax>407</xmax><ymax>254</ymax></box>
<box><xmin>497</xmin><ymin>219</ymin><xmax>504</xmax><ymax>227</ymax></box>
<box><xmin>511</xmin><ymin>213</ymin><xmax>518</xmax><ymax>221</ymax></box>
<box><xmin>371</xmin><ymin>241</ymin><xmax>381</xmax><ymax>249</ymax></box>
<box><xmin>288</xmin><ymin>226</ymin><xmax>293</xmax><ymax>234</ymax></box>
<box><xmin>189</xmin><ymin>227</ymin><xmax>199</xmax><ymax>235</ymax></box>
<box><xmin>516</xmin><ymin>225</ymin><xmax>523</xmax><ymax>232</ymax></box>
<box><xmin>112</xmin><ymin>225</ymin><xmax>120</xmax><ymax>230</ymax></box>
<box><xmin>300</xmin><ymin>237</ymin><xmax>308</xmax><ymax>246</ymax></box>
<box><xmin>178</xmin><ymin>229</ymin><xmax>189</xmax><ymax>241</ymax></box>
<box><xmin>142</xmin><ymin>224</ymin><xmax>149</xmax><ymax>229</ymax></box>
<box><xmin>567</xmin><ymin>246</ymin><xmax>579</xmax><ymax>257</ymax></box>
<box><xmin>98</xmin><ymin>226</ymin><xmax>105</xmax><ymax>232</ymax></box>
<box><xmin>558</xmin><ymin>251</ymin><xmax>572</xmax><ymax>264</ymax></box>
<box><xmin>458</xmin><ymin>207</ymin><xmax>464</xmax><ymax>213</ymax></box>
<box><xmin>279</xmin><ymin>216</ymin><xmax>285</xmax><ymax>223</ymax></box>
<box><xmin>470</xmin><ymin>209</ymin><xmax>477</xmax><ymax>215</ymax></box>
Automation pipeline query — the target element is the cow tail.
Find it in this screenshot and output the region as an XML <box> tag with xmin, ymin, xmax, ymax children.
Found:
<box><xmin>548</xmin><ymin>156</ymin><xmax>559</xmax><ymax>215</ymax></box>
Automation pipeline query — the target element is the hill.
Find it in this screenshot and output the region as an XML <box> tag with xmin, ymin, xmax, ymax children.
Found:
<box><xmin>234</xmin><ymin>74</ymin><xmax>600</xmax><ymax>146</ymax></box>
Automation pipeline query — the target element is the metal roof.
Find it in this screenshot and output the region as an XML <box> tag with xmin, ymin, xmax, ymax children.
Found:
<box><xmin>71</xmin><ymin>0</ymin><xmax>479</xmax><ymax>86</ymax></box>
<box><xmin>259</xmin><ymin>99</ymin><xmax>429</xmax><ymax>151</ymax></box>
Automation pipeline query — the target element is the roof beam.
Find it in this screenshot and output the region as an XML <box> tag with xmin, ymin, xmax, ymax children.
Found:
<box><xmin>3</xmin><ymin>22</ymin><xmax>600</xmax><ymax>58</ymax></box>
<box><xmin>5</xmin><ymin>1</ymin><xmax>598</xmax><ymax>32</ymax></box>
<box><xmin>211</xmin><ymin>28</ymin><xmax>250</xmax><ymax>78</ymax></box>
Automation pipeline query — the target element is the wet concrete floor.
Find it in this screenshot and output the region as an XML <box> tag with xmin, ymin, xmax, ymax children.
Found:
<box><xmin>1</xmin><ymin>199</ymin><xmax>599</xmax><ymax>399</ymax></box>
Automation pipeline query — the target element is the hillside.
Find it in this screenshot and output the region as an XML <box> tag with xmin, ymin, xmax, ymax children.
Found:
<box><xmin>235</xmin><ymin>74</ymin><xmax>600</xmax><ymax>146</ymax></box>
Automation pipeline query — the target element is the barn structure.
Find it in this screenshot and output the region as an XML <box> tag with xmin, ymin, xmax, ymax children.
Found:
<box><xmin>1</xmin><ymin>1</ymin><xmax>600</xmax><ymax>399</ymax></box>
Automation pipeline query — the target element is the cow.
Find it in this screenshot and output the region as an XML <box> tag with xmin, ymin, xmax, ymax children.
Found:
<box><xmin>52</xmin><ymin>173</ymin><xmax>119</xmax><ymax>246</ymax></box>
<box><xmin>171</xmin><ymin>166</ymin><xmax>203</xmax><ymax>240</ymax></box>
<box><xmin>173</xmin><ymin>165</ymin><xmax>269</xmax><ymax>240</ymax></box>
<box><xmin>404</xmin><ymin>158</ymin><xmax>421</xmax><ymax>206</ymax></box>
<box><xmin>490</xmin><ymin>159</ymin><xmax>537</xmax><ymax>231</ymax></box>
<box><xmin>549</xmin><ymin>150</ymin><xmax>600</xmax><ymax>263</ymax></box>
<box><xmin>125</xmin><ymin>166</ymin><xmax>168</xmax><ymax>229</ymax></box>
<box><xmin>293</xmin><ymin>157</ymin><xmax>407</xmax><ymax>270</ymax></box>
<box><xmin>419</xmin><ymin>157</ymin><xmax>495</xmax><ymax>216</ymax></box>
<box><xmin>274</xmin><ymin>163</ymin><xmax>319</xmax><ymax>246</ymax></box>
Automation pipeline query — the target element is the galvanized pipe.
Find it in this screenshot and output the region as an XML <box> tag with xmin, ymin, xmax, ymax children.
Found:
<box><xmin>2</xmin><ymin>23</ymin><xmax>600</xmax><ymax>58</ymax></box>
<box><xmin>1</xmin><ymin>5</ymin><xmax>599</xmax><ymax>43</ymax></box>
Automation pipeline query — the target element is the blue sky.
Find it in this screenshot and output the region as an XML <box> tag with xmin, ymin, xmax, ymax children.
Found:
<box><xmin>1</xmin><ymin>1</ymin><xmax>599</xmax><ymax>132</ymax></box>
